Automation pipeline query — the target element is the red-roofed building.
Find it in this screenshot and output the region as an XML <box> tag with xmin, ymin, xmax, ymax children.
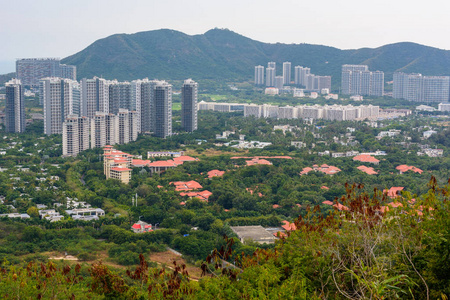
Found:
<box><xmin>147</xmin><ymin>160</ymin><xmax>180</xmax><ymax>174</ymax></box>
<box><xmin>353</xmin><ymin>155</ymin><xmax>380</xmax><ymax>165</ymax></box>
<box><xmin>172</xmin><ymin>180</ymin><xmax>203</xmax><ymax>191</ymax></box>
<box><xmin>396</xmin><ymin>165</ymin><xmax>423</xmax><ymax>174</ymax></box>
<box><xmin>319</xmin><ymin>165</ymin><xmax>341</xmax><ymax>175</ymax></box>
<box><xmin>333</xmin><ymin>203</ymin><xmax>349</xmax><ymax>211</ymax></box>
<box><xmin>207</xmin><ymin>170</ymin><xmax>225</xmax><ymax>178</ymax></box>
<box><xmin>301</xmin><ymin>165</ymin><xmax>341</xmax><ymax>176</ymax></box>
<box><xmin>272</xmin><ymin>204</ymin><xmax>280</xmax><ymax>209</ymax></box>
<box><xmin>246</xmin><ymin>158</ymin><xmax>273</xmax><ymax>166</ymax></box>
<box><xmin>281</xmin><ymin>220</ymin><xmax>297</xmax><ymax>231</ymax></box>
<box><xmin>384</xmin><ymin>187</ymin><xmax>404</xmax><ymax>198</ymax></box>
<box><xmin>173</xmin><ymin>156</ymin><xmax>199</xmax><ymax>163</ymax></box>
<box><xmin>180</xmin><ymin>190</ymin><xmax>212</xmax><ymax>202</ymax></box>
<box><xmin>131</xmin><ymin>159</ymin><xmax>151</xmax><ymax>167</ymax></box>
<box><xmin>321</xmin><ymin>186</ymin><xmax>329</xmax><ymax>190</ymax></box>
<box><xmin>103</xmin><ymin>147</ymin><xmax>133</xmax><ymax>184</ymax></box>
<box><xmin>322</xmin><ymin>200</ymin><xmax>334</xmax><ymax>206</ymax></box>
<box><xmin>357</xmin><ymin>165</ymin><xmax>378</xmax><ymax>175</ymax></box>
<box><xmin>300</xmin><ymin>167</ymin><xmax>313</xmax><ymax>176</ymax></box>
<box><xmin>131</xmin><ymin>221</ymin><xmax>153</xmax><ymax>233</ymax></box>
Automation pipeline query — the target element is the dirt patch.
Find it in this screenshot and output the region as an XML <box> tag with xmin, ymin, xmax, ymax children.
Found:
<box><xmin>49</xmin><ymin>255</ymin><xmax>79</xmax><ymax>261</ymax></box>
<box><xmin>149</xmin><ymin>251</ymin><xmax>202</xmax><ymax>280</ymax></box>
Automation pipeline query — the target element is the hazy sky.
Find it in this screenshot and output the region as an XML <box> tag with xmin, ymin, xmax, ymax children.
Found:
<box><xmin>1</xmin><ymin>0</ymin><xmax>449</xmax><ymax>73</ymax></box>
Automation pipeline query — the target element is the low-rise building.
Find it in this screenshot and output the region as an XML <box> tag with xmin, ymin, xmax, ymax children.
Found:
<box><xmin>230</xmin><ymin>226</ymin><xmax>277</xmax><ymax>244</ymax></box>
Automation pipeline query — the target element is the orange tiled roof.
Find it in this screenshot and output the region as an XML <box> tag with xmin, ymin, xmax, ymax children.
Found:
<box><xmin>172</xmin><ymin>180</ymin><xmax>203</xmax><ymax>191</ymax></box>
<box><xmin>148</xmin><ymin>160</ymin><xmax>178</xmax><ymax>167</ymax></box>
<box><xmin>272</xmin><ymin>204</ymin><xmax>280</xmax><ymax>209</ymax></box>
<box><xmin>396</xmin><ymin>165</ymin><xmax>423</xmax><ymax>174</ymax></box>
<box><xmin>207</xmin><ymin>170</ymin><xmax>225</xmax><ymax>178</ymax></box>
<box><xmin>110</xmin><ymin>167</ymin><xmax>131</xmax><ymax>172</ymax></box>
<box><xmin>300</xmin><ymin>167</ymin><xmax>313</xmax><ymax>175</ymax></box>
<box><xmin>173</xmin><ymin>156</ymin><xmax>198</xmax><ymax>162</ymax></box>
<box><xmin>353</xmin><ymin>155</ymin><xmax>380</xmax><ymax>164</ymax></box>
<box><xmin>281</xmin><ymin>220</ymin><xmax>297</xmax><ymax>231</ymax></box>
<box><xmin>357</xmin><ymin>165</ymin><xmax>378</xmax><ymax>175</ymax></box>
<box><xmin>321</xmin><ymin>186</ymin><xmax>329</xmax><ymax>190</ymax></box>
<box><xmin>246</xmin><ymin>158</ymin><xmax>272</xmax><ymax>166</ymax></box>
<box><xmin>322</xmin><ymin>200</ymin><xmax>334</xmax><ymax>206</ymax></box>
<box><xmin>333</xmin><ymin>203</ymin><xmax>349</xmax><ymax>211</ymax></box>
<box><xmin>384</xmin><ymin>187</ymin><xmax>404</xmax><ymax>198</ymax></box>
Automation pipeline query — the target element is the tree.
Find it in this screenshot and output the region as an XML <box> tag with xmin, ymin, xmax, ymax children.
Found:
<box><xmin>26</xmin><ymin>207</ymin><xmax>39</xmax><ymax>218</ymax></box>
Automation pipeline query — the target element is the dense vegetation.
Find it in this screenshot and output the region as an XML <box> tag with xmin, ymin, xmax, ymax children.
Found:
<box><xmin>1</xmin><ymin>92</ymin><xmax>450</xmax><ymax>297</ymax></box>
<box><xmin>61</xmin><ymin>28</ymin><xmax>450</xmax><ymax>85</ymax></box>
<box><xmin>0</xmin><ymin>181</ymin><xmax>448</xmax><ymax>299</ymax></box>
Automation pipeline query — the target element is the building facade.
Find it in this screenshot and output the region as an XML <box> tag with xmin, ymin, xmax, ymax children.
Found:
<box><xmin>152</xmin><ymin>81</ymin><xmax>172</xmax><ymax>138</ymax></box>
<box><xmin>5</xmin><ymin>79</ymin><xmax>25</xmax><ymax>133</ymax></box>
<box><xmin>181</xmin><ymin>79</ymin><xmax>198</xmax><ymax>132</ymax></box>
<box><xmin>16</xmin><ymin>58</ymin><xmax>76</xmax><ymax>86</ymax></box>
<box><xmin>266</xmin><ymin>67</ymin><xmax>275</xmax><ymax>87</ymax></box>
<box><xmin>254</xmin><ymin>66</ymin><xmax>264</xmax><ymax>85</ymax></box>
<box><xmin>393</xmin><ymin>72</ymin><xmax>450</xmax><ymax>103</ymax></box>
<box><xmin>341</xmin><ymin>65</ymin><xmax>384</xmax><ymax>97</ymax></box>
<box><xmin>282</xmin><ymin>62</ymin><xmax>291</xmax><ymax>85</ymax></box>
<box><xmin>40</xmin><ymin>77</ymin><xmax>79</xmax><ymax>135</ymax></box>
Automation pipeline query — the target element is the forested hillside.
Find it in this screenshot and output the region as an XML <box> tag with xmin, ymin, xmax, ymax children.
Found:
<box><xmin>62</xmin><ymin>28</ymin><xmax>450</xmax><ymax>83</ymax></box>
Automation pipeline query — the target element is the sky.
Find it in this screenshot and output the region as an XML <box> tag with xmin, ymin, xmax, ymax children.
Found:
<box><xmin>1</xmin><ymin>0</ymin><xmax>449</xmax><ymax>73</ymax></box>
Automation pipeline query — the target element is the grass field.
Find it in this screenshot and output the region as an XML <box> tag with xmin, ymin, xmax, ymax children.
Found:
<box><xmin>172</xmin><ymin>103</ymin><xmax>181</xmax><ymax>110</ymax></box>
<box><xmin>202</xmin><ymin>94</ymin><xmax>229</xmax><ymax>101</ymax></box>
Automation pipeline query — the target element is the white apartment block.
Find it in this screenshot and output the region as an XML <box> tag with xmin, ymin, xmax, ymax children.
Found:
<box><xmin>40</xmin><ymin>77</ymin><xmax>79</xmax><ymax>135</ymax></box>
<box><xmin>283</xmin><ymin>62</ymin><xmax>291</xmax><ymax>85</ymax></box>
<box><xmin>244</xmin><ymin>105</ymin><xmax>262</xmax><ymax>118</ymax></box>
<box><xmin>255</xmin><ymin>66</ymin><xmax>265</xmax><ymax>85</ymax></box>
<box><xmin>341</xmin><ymin>65</ymin><xmax>383</xmax><ymax>97</ymax></box>
<box><xmin>393</xmin><ymin>73</ymin><xmax>449</xmax><ymax>103</ymax></box>
<box><xmin>80</xmin><ymin>77</ymin><xmax>113</xmax><ymax>118</ymax></box>
<box><xmin>266</xmin><ymin>67</ymin><xmax>275</xmax><ymax>87</ymax></box>
<box><xmin>62</xmin><ymin>115</ymin><xmax>90</xmax><ymax>157</ymax></box>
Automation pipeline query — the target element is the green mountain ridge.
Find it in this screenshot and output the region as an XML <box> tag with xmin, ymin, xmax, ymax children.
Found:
<box><xmin>3</xmin><ymin>28</ymin><xmax>449</xmax><ymax>86</ymax></box>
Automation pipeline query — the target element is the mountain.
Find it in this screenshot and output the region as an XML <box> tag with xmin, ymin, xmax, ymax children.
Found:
<box><xmin>62</xmin><ymin>28</ymin><xmax>450</xmax><ymax>83</ymax></box>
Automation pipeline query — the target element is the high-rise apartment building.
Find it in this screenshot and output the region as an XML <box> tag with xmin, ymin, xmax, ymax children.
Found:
<box><xmin>254</xmin><ymin>66</ymin><xmax>265</xmax><ymax>85</ymax></box>
<box><xmin>59</xmin><ymin>64</ymin><xmax>77</xmax><ymax>81</ymax></box>
<box><xmin>305</xmin><ymin>75</ymin><xmax>331</xmax><ymax>91</ymax></box>
<box><xmin>181</xmin><ymin>79</ymin><xmax>198</xmax><ymax>132</ymax></box>
<box><xmin>294</xmin><ymin>66</ymin><xmax>313</xmax><ymax>87</ymax></box>
<box><xmin>5</xmin><ymin>79</ymin><xmax>25</xmax><ymax>133</ymax></box>
<box><xmin>153</xmin><ymin>81</ymin><xmax>172</xmax><ymax>138</ymax></box>
<box><xmin>91</xmin><ymin>112</ymin><xmax>108</xmax><ymax>149</ymax></box>
<box><xmin>40</xmin><ymin>77</ymin><xmax>79</xmax><ymax>135</ymax></box>
<box><xmin>140</xmin><ymin>79</ymin><xmax>157</xmax><ymax>133</ymax></box>
<box><xmin>268</xmin><ymin>62</ymin><xmax>276</xmax><ymax>72</ymax></box>
<box><xmin>16</xmin><ymin>58</ymin><xmax>76</xmax><ymax>86</ymax></box>
<box><xmin>80</xmin><ymin>77</ymin><xmax>112</xmax><ymax>118</ymax></box>
<box><xmin>275</xmin><ymin>76</ymin><xmax>284</xmax><ymax>90</ymax></box>
<box><xmin>393</xmin><ymin>73</ymin><xmax>450</xmax><ymax>103</ymax></box>
<box><xmin>341</xmin><ymin>65</ymin><xmax>384</xmax><ymax>97</ymax></box>
<box><xmin>109</xmin><ymin>81</ymin><xmax>131</xmax><ymax>115</ymax></box>
<box><xmin>62</xmin><ymin>115</ymin><xmax>90</xmax><ymax>157</ymax></box>
<box><xmin>283</xmin><ymin>62</ymin><xmax>291</xmax><ymax>85</ymax></box>
<box><xmin>266</xmin><ymin>67</ymin><xmax>275</xmax><ymax>87</ymax></box>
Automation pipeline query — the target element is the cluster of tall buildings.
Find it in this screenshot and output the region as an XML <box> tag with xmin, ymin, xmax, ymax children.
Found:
<box><xmin>199</xmin><ymin>101</ymin><xmax>379</xmax><ymax>121</ymax></box>
<box><xmin>255</xmin><ymin>62</ymin><xmax>331</xmax><ymax>92</ymax></box>
<box><xmin>2</xmin><ymin>73</ymin><xmax>198</xmax><ymax>156</ymax></box>
<box><xmin>341</xmin><ymin>65</ymin><xmax>384</xmax><ymax>97</ymax></box>
<box><xmin>62</xmin><ymin>110</ymin><xmax>138</xmax><ymax>157</ymax></box>
<box><xmin>44</xmin><ymin>77</ymin><xmax>198</xmax><ymax>156</ymax></box>
<box><xmin>393</xmin><ymin>73</ymin><xmax>450</xmax><ymax>103</ymax></box>
<box><xmin>16</xmin><ymin>58</ymin><xmax>76</xmax><ymax>86</ymax></box>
